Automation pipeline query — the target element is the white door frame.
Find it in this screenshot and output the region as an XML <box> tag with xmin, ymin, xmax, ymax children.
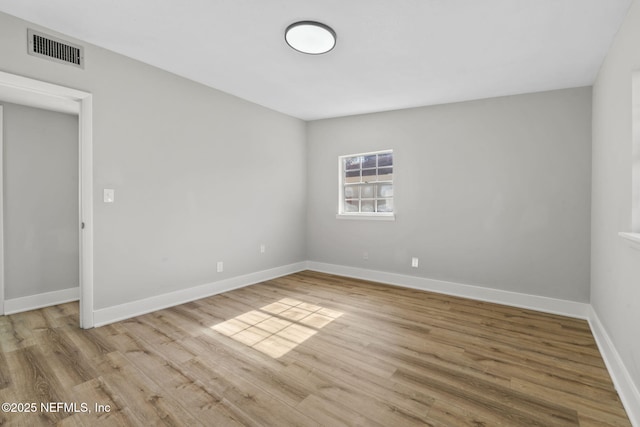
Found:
<box><xmin>0</xmin><ymin>71</ymin><xmax>94</xmax><ymax>328</ymax></box>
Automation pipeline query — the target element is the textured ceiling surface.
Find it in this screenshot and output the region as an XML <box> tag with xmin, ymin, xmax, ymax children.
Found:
<box><xmin>0</xmin><ymin>0</ymin><xmax>631</xmax><ymax>120</ymax></box>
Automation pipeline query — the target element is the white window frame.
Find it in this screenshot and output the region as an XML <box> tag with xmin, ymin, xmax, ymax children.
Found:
<box><xmin>337</xmin><ymin>149</ymin><xmax>395</xmax><ymax>221</ymax></box>
<box><xmin>619</xmin><ymin>70</ymin><xmax>640</xmax><ymax>249</ymax></box>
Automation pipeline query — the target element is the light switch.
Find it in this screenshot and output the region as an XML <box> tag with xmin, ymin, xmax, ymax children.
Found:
<box><xmin>104</xmin><ymin>189</ymin><xmax>115</xmax><ymax>203</ymax></box>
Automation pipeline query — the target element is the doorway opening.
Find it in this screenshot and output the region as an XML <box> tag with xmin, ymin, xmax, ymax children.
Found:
<box><xmin>0</xmin><ymin>71</ymin><xmax>93</xmax><ymax>328</ymax></box>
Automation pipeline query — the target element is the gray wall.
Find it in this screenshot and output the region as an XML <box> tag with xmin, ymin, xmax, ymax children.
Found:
<box><xmin>307</xmin><ymin>87</ymin><xmax>592</xmax><ymax>302</ymax></box>
<box><xmin>591</xmin><ymin>0</ymin><xmax>640</xmax><ymax>392</ymax></box>
<box><xmin>0</xmin><ymin>11</ymin><xmax>595</xmax><ymax>317</ymax></box>
<box><xmin>2</xmin><ymin>102</ymin><xmax>78</xmax><ymax>299</ymax></box>
<box><xmin>0</xmin><ymin>12</ymin><xmax>307</xmax><ymax>309</ymax></box>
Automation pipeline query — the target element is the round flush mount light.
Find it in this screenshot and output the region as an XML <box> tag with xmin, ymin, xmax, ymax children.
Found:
<box><xmin>285</xmin><ymin>21</ymin><xmax>336</xmax><ymax>55</ymax></box>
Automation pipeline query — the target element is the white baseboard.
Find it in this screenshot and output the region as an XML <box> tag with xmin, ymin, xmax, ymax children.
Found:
<box><xmin>306</xmin><ymin>261</ymin><xmax>590</xmax><ymax>319</ymax></box>
<box><xmin>4</xmin><ymin>287</ymin><xmax>79</xmax><ymax>315</ymax></box>
<box><xmin>588</xmin><ymin>307</ymin><xmax>640</xmax><ymax>427</ymax></box>
<box><xmin>93</xmin><ymin>262</ymin><xmax>307</xmax><ymax>327</ymax></box>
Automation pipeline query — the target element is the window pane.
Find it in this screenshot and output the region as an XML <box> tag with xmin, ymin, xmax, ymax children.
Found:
<box><xmin>378</xmin><ymin>184</ymin><xmax>393</xmax><ymax>198</ymax></box>
<box><xmin>362</xmin><ymin>155</ymin><xmax>376</xmax><ymax>168</ymax></box>
<box><xmin>378</xmin><ymin>167</ymin><xmax>392</xmax><ymax>175</ymax></box>
<box><xmin>377</xmin><ymin>199</ymin><xmax>393</xmax><ymax>212</ymax></box>
<box><xmin>345</xmin><ymin>157</ymin><xmax>361</xmax><ymax>170</ymax></box>
<box><xmin>378</xmin><ymin>153</ymin><xmax>393</xmax><ymax>167</ymax></box>
<box><xmin>345</xmin><ymin>170</ymin><xmax>361</xmax><ymax>183</ymax></box>
<box><xmin>361</xmin><ymin>184</ymin><xmax>374</xmax><ymax>199</ymax></box>
<box><xmin>378</xmin><ymin>167</ymin><xmax>393</xmax><ymax>181</ymax></box>
<box><xmin>344</xmin><ymin>185</ymin><xmax>359</xmax><ymax>199</ymax></box>
<box><xmin>361</xmin><ymin>200</ymin><xmax>375</xmax><ymax>212</ymax></box>
<box><xmin>362</xmin><ymin>168</ymin><xmax>377</xmax><ymax>178</ymax></box>
<box><xmin>344</xmin><ymin>200</ymin><xmax>359</xmax><ymax>212</ymax></box>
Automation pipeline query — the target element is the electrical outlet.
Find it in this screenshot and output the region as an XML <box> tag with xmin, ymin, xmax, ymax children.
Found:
<box><xmin>411</xmin><ymin>257</ymin><xmax>419</xmax><ymax>268</ymax></box>
<box><xmin>363</xmin><ymin>252</ymin><xmax>369</xmax><ymax>260</ymax></box>
<box><xmin>217</xmin><ymin>261</ymin><xmax>223</xmax><ymax>272</ymax></box>
<box><xmin>260</xmin><ymin>244</ymin><xmax>266</xmax><ymax>254</ymax></box>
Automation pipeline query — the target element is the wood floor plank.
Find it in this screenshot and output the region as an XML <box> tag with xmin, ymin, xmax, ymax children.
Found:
<box><xmin>98</xmin><ymin>351</ymin><xmax>202</xmax><ymax>426</ymax></box>
<box><xmin>38</xmin><ymin>326</ymin><xmax>102</xmax><ymax>390</ymax></box>
<box><xmin>392</xmin><ymin>366</ymin><xmax>578</xmax><ymax>426</ymax></box>
<box><xmin>296</xmin><ymin>394</ymin><xmax>377</xmax><ymax>427</ymax></box>
<box><xmin>0</xmin><ymin>348</ymin><xmax>10</xmax><ymax>390</ymax></box>
<box><xmin>0</xmin><ymin>271</ymin><xmax>631</xmax><ymax>426</ymax></box>
<box><xmin>68</xmin><ymin>378</ymin><xmax>133</xmax><ymax>426</ymax></box>
<box><xmin>181</xmin><ymin>334</ymin><xmax>310</xmax><ymax>407</ymax></box>
<box><xmin>2</xmin><ymin>345</ymin><xmax>70</xmax><ymax>425</ymax></box>
<box><xmin>125</xmin><ymin>351</ymin><xmax>246</xmax><ymax>426</ymax></box>
<box><xmin>464</xmin><ymin>346</ymin><xmax>617</xmax><ymax>393</ymax></box>
<box><xmin>426</xmin><ymin>399</ymin><xmax>499</xmax><ymax>427</ymax></box>
<box><xmin>284</xmin><ymin>361</ymin><xmax>432</xmax><ymax>426</ymax></box>
<box><xmin>511</xmin><ymin>377</ymin><xmax>632</xmax><ymax>426</ymax></box>
<box><xmin>182</xmin><ymin>355</ymin><xmax>319</xmax><ymax>427</ymax></box>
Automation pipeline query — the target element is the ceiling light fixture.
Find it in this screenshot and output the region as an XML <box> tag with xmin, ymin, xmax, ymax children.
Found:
<box><xmin>285</xmin><ymin>21</ymin><xmax>336</xmax><ymax>55</ymax></box>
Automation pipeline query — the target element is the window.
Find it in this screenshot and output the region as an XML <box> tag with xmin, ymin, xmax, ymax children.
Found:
<box><xmin>619</xmin><ymin>71</ymin><xmax>640</xmax><ymax>248</ymax></box>
<box><xmin>338</xmin><ymin>150</ymin><xmax>394</xmax><ymax>220</ymax></box>
<box><xmin>633</xmin><ymin>71</ymin><xmax>640</xmax><ymax>233</ymax></box>
<box><xmin>618</xmin><ymin>71</ymin><xmax>640</xmax><ymax>248</ymax></box>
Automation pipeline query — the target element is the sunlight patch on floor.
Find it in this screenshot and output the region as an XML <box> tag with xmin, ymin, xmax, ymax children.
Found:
<box><xmin>211</xmin><ymin>298</ymin><xmax>343</xmax><ymax>358</ymax></box>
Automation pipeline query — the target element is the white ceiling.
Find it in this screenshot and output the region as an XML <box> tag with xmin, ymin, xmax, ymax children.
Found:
<box><xmin>0</xmin><ymin>0</ymin><xmax>632</xmax><ymax>120</ymax></box>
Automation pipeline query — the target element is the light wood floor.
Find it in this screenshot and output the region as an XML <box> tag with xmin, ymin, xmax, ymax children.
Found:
<box><xmin>0</xmin><ymin>271</ymin><xmax>631</xmax><ymax>426</ymax></box>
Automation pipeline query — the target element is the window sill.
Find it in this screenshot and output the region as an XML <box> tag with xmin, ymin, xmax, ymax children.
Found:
<box><xmin>618</xmin><ymin>232</ymin><xmax>640</xmax><ymax>250</ymax></box>
<box><xmin>336</xmin><ymin>213</ymin><xmax>395</xmax><ymax>221</ymax></box>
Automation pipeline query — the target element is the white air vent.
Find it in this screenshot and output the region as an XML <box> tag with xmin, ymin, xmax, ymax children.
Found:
<box><xmin>27</xmin><ymin>29</ymin><xmax>84</xmax><ymax>69</ymax></box>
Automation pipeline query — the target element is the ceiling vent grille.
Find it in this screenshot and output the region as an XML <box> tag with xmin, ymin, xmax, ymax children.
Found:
<box><xmin>27</xmin><ymin>29</ymin><xmax>84</xmax><ymax>69</ymax></box>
